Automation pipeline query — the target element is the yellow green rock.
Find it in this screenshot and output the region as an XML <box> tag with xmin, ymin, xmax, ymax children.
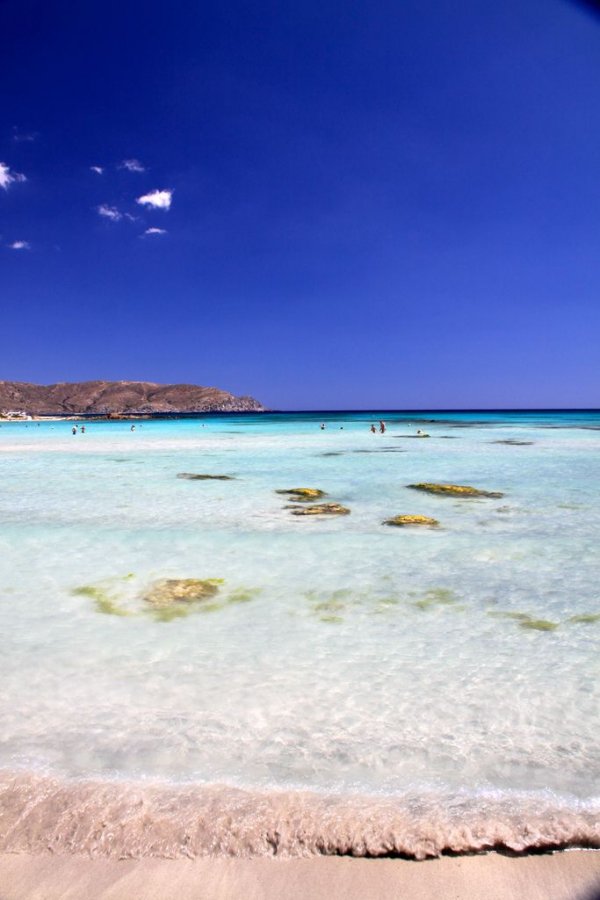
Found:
<box><xmin>408</xmin><ymin>482</ymin><xmax>504</xmax><ymax>498</ymax></box>
<box><xmin>143</xmin><ymin>578</ymin><xmax>223</xmax><ymax>609</ymax></box>
<box><xmin>276</xmin><ymin>487</ymin><xmax>326</xmax><ymax>501</ymax></box>
<box><xmin>288</xmin><ymin>502</ymin><xmax>350</xmax><ymax>516</ymax></box>
<box><xmin>384</xmin><ymin>514</ymin><xmax>439</xmax><ymax>528</ymax></box>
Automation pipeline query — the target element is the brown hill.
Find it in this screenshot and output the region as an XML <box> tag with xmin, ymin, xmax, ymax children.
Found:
<box><xmin>0</xmin><ymin>381</ymin><xmax>265</xmax><ymax>416</ymax></box>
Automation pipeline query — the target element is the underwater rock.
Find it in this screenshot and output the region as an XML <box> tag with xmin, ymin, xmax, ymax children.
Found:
<box><xmin>276</xmin><ymin>487</ymin><xmax>326</xmax><ymax>501</ymax></box>
<box><xmin>143</xmin><ymin>578</ymin><xmax>223</xmax><ymax>609</ymax></box>
<box><xmin>177</xmin><ymin>473</ymin><xmax>235</xmax><ymax>480</ymax></box>
<box><xmin>384</xmin><ymin>515</ymin><xmax>440</xmax><ymax>528</ymax></box>
<box><xmin>408</xmin><ymin>482</ymin><xmax>504</xmax><ymax>499</ymax></box>
<box><xmin>288</xmin><ymin>503</ymin><xmax>350</xmax><ymax>516</ymax></box>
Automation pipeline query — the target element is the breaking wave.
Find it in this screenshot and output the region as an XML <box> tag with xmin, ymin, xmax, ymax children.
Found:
<box><xmin>1</xmin><ymin>771</ymin><xmax>598</xmax><ymax>859</ymax></box>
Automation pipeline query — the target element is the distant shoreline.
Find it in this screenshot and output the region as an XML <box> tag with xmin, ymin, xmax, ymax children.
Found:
<box><xmin>1</xmin><ymin>407</ymin><xmax>599</xmax><ymax>422</ymax></box>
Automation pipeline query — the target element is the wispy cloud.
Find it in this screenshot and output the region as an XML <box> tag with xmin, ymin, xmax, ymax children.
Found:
<box><xmin>12</xmin><ymin>127</ymin><xmax>38</xmax><ymax>143</ymax></box>
<box><xmin>143</xmin><ymin>227</ymin><xmax>167</xmax><ymax>236</ymax></box>
<box><xmin>0</xmin><ymin>162</ymin><xmax>27</xmax><ymax>190</ymax></box>
<box><xmin>97</xmin><ymin>204</ymin><xmax>122</xmax><ymax>221</ymax></box>
<box><xmin>120</xmin><ymin>158</ymin><xmax>145</xmax><ymax>173</ymax></box>
<box><xmin>8</xmin><ymin>240</ymin><xmax>31</xmax><ymax>250</ymax></box>
<box><xmin>90</xmin><ymin>165</ymin><xmax>104</xmax><ymax>175</ymax></box>
<box><xmin>136</xmin><ymin>189</ymin><xmax>172</xmax><ymax>210</ymax></box>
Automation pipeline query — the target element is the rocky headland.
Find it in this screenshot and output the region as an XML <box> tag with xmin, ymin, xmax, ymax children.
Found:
<box><xmin>0</xmin><ymin>380</ymin><xmax>265</xmax><ymax>417</ymax></box>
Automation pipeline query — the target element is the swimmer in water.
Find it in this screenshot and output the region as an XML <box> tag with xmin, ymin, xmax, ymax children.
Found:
<box><xmin>370</xmin><ymin>424</ymin><xmax>377</xmax><ymax>433</ymax></box>
<box><xmin>72</xmin><ymin>426</ymin><xmax>77</xmax><ymax>435</ymax></box>
<box><xmin>131</xmin><ymin>424</ymin><xmax>136</xmax><ymax>431</ymax></box>
<box><xmin>379</xmin><ymin>420</ymin><xmax>386</xmax><ymax>433</ymax></box>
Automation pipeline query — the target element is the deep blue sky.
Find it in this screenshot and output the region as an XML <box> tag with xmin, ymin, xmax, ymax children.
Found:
<box><xmin>1</xmin><ymin>0</ymin><xmax>599</xmax><ymax>409</ymax></box>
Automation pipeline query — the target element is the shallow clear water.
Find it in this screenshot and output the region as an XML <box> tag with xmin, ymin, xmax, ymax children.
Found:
<box><xmin>0</xmin><ymin>411</ymin><xmax>599</xmax><ymax>853</ymax></box>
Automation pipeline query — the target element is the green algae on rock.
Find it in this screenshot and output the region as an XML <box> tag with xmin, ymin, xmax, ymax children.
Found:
<box><xmin>488</xmin><ymin>611</ymin><xmax>559</xmax><ymax>631</ymax></box>
<box><xmin>373</xmin><ymin>596</ymin><xmax>402</xmax><ymax>614</ymax></box>
<box><xmin>519</xmin><ymin>618</ymin><xmax>558</xmax><ymax>632</ymax></box>
<box><xmin>411</xmin><ymin>588</ymin><xmax>458</xmax><ymax>611</ymax></box>
<box><xmin>306</xmin><ymin>588</ymin><xmax>352</xmax><ymax>622</ymax></box>
<box><xmin>72</xmin><ymin>584</ymin><xmax>130</xmax><ymax>617</ymax></box>
<box><xmin>408</xmin><ymin>482</ymin><xmax>504</xmax><ymax>499</ymax></box>
<box><xmin>227</xmin><ymin>587</ymin><xmax>262</xmax><ymax>604</ymax></box>
<box><xmin>177</xmin><ymin>473</ymin><xmax>235</xmax><ymax>480</ymax></box>
<box><xmin>288</xmin><ymin>502</ymin><xmax>350</xmax><ymax>516</ymax></box>
<box><xmin>384</xmin><ymin>514</ymin><xmax>440</xmax><ymax>528</ymax></box>
<box><xmin>143</xmin><ymin>578</ymin><xmax>223</xmax><ymax>610</ymax></box>
<box><xmin>276</xmin><ymin>487</ymin><xmax>326</xmax><ymax>501</ymax></box>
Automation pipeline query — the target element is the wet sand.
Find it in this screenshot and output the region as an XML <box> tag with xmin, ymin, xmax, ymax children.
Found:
<box><xmin>1</xmin><ymin>850</ymin><xmax>599</xmax><ymax>899</ymax></box>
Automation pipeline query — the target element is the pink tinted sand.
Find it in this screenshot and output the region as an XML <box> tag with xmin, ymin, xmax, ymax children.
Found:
<box><xmin>1</xmin><ymin>851</ymin><xmax>600</xmax><ymax>900</ymax></box>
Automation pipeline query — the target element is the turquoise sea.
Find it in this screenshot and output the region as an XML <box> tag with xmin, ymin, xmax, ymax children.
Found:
<box><xmin>0</xmin><ymin>410</ymin><xmax>599</xmax><ymax>856</ymax></box>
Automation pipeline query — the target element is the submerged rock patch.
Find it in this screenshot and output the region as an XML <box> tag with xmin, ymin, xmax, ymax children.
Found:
<box><xmin>408</xmin><ymin>482</ymin><xmax>504</xmax><ymax>499</ymax></box>
<box><xmin>73</xmin><ymin>576</ymin><xmax>262</xmax><ymax>622</ymax></box>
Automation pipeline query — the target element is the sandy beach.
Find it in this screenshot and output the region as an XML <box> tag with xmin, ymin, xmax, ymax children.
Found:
<box><xmin>1</xmin><ymin>850</ymin><xmax>599</xmax><ymax>900</ymax></box>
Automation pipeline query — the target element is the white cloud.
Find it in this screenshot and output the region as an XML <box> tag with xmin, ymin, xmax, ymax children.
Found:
<box><xmin>9</xmin><ymin>240</ymin><xmax>31</xmax><ymax>250</ymax></box>
<box><xmin>136</xmin><ymin>189</ymin><xmax>172</xmax><ymax>210</ymax></box>
<box><xmin>0</xmin><ymin>162</ymin><xmax>27</xmax><ymax>190</ymax></box>
<box><xmin>12</xmin><ymin>128</ymin><xmax>38</xmax><ymax>143</ymax></box>
<box><xmin>90</xmin><ymin>165</ymin><xmax>104</xmax><ymax>175</ymax></box>
<box><xmin>120</xmin><ymin>158</ymin><xmax>145</xmax><ymax>173</ymax></box>
<box><xmin>143</xmin><ymin>227</ymin><xmax>167</xmax><ymax>236</ymax></box>
<box><xmin>97</xmin><ymin>204</ymin><xmax>122</xmax><ymax>221</ymax></box>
